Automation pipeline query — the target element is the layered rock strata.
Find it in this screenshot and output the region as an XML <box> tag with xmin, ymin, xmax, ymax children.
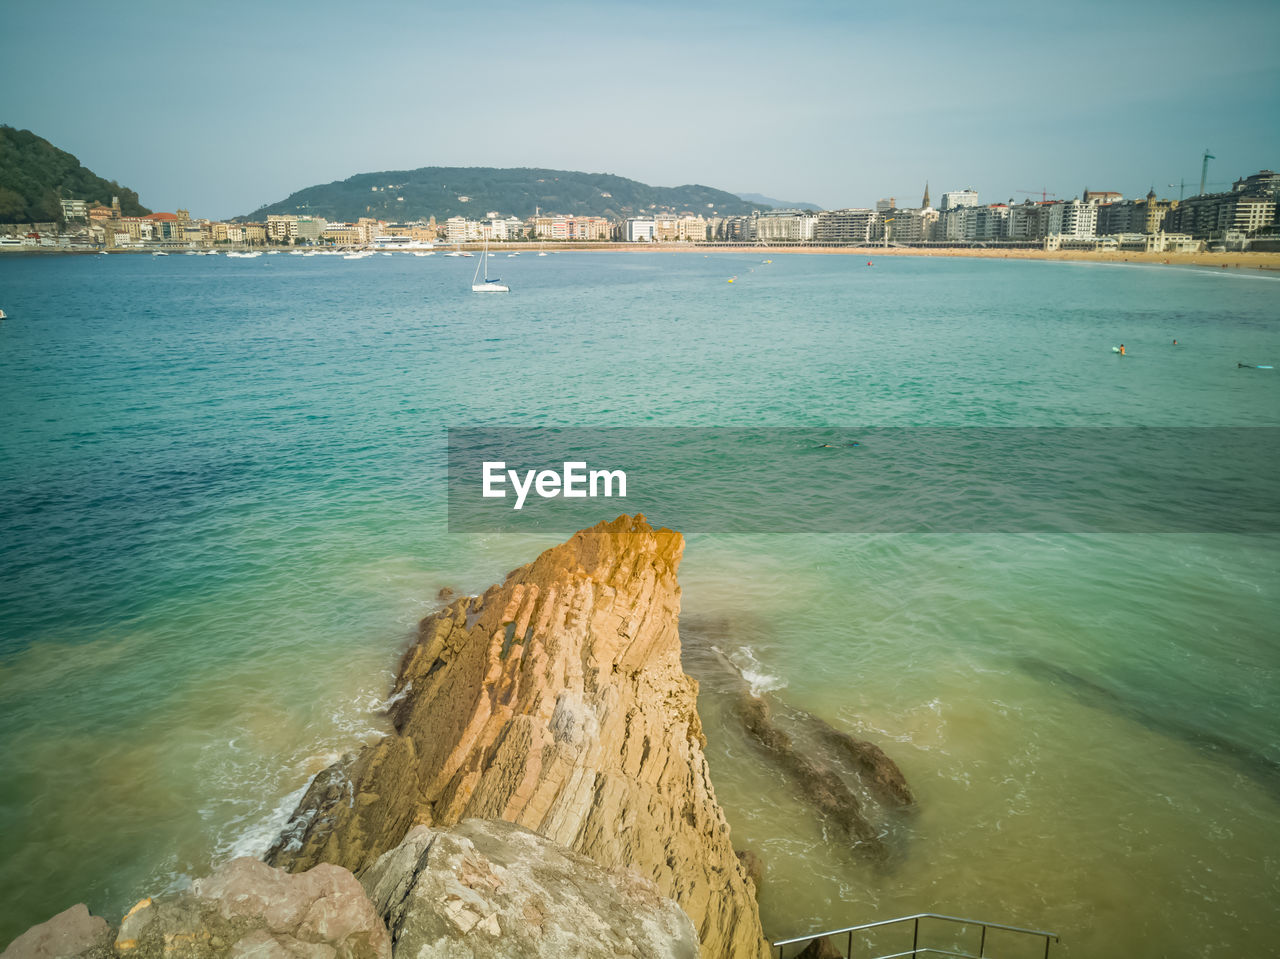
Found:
<box><xmin>267</xmin><ymin>515</ymin><xmax>770</xmax><ymax>959</ymax></box>
<box><xmin>361</xmin><ymin>819</ymin><xmax>699</xmax><ymax>958</ymax></box>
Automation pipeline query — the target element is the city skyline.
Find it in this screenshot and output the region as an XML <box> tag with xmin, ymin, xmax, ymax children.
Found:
<box><xmin>2</xmin><ymin>0</ymin><xmax>1278</xmax><ymax>220</ymax></box>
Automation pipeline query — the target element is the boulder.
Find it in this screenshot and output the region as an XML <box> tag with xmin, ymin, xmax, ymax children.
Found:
<box><xmin>111</xmin><ymin>858</ymin><xmax>389</xmax><ymax>959</ymax></box>
<box><xmin>1</xmin><ymin>904</ymin><xmax>113</xmax><ymax>959</ymax></box>
<box><xmin>361</xmin><ymin>819</ymin><xmax>698</xmax><ymax>958</ymax></box>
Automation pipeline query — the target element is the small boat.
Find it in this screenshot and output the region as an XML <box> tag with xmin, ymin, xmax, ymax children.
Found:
<box><xmin>0</xmin><ymin>309</ymin><xmax>7</xmax><ymax>320</ymax></box>
<box><xmin>413</xmin><ymin>252</ymin><xmax>436</xmax><ymax>257</ymax></box>
<box><xmin>472</xmin><ymin>238</ymin><xmax>509</xmax><ymax>293</ymax></box>
<box><xmin>153</xmin><ymin>250</ymin><xmax>169</xmax><ymax>256</ymax></box>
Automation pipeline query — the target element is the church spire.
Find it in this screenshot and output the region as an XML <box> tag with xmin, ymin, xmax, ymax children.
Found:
<box><xmin>921</xmin><ymin>181</ymin><xmax>931</xmax><ymax>209</ymax></box>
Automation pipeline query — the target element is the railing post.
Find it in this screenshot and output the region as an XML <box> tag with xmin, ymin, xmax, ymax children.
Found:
<box><xmin>979</xmin><ymin>924</ymin><xmax>987</xmax><ymax>957</ymax></box>
<box><xmin>847</xmin><ymin>930</ymin><xmax>853</xmax><ymax>958</ymax></box>
<box><xmin>912</xmin><ymin>917</ymin><xmax>919</xmax><ymax>958</ymax></box>
<box><xmin>1044</xmin><ymin>934</ymin><xmax>1052</xmax><ymax>959</ymax></box>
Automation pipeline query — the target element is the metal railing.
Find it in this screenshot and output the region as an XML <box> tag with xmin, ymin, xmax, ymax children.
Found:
<box><xmin>772</xmin><ymin>913</ymin><xmax>1059</xmax><ymax>959</ymax></box>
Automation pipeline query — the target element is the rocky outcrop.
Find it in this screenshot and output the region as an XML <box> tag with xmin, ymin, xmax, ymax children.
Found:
<box><xmin>267</xmin><ymin>515</ymin><xmax>769</xmax><ymax>959</ymax></box>
<box><xmin>4</xmin><ymin>818</ymin><xmax>702</xmax><ymax>959</ymax></box>
<box><xmin>361</xmin><ymin>819</ymin><xmax>699</xmax><ymax>958</ymax></box>
<box><xmin>112</xmin><ymin>858</ymin><xmax>390</xmax><ymax>959</ymax></box>
<box><xmin>3</xmin><ymin>859</ymin><xmax>389</xmax><ymax>959</ymax></box>
<box><xmin>1</xmin><ymin>905</ymin><xmax>112</xmax><ymax>959</ymax></box>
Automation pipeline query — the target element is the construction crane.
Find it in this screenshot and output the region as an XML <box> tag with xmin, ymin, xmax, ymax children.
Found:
<box><xmin>1016</xmin><ymin>188</ymin><xmax>1058</xmax><ymax>203</ymax></box>
<box><xmin>1199</xmin><ymin>148</ymin><xmax>1214</xmax><ymax>196</ymax></box>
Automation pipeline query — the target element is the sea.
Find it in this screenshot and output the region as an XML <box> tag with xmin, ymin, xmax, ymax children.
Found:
<box><xmin>0</xmin><ymin>250</ymin><xmax>1277</xmax><ymax>957</ymax></box>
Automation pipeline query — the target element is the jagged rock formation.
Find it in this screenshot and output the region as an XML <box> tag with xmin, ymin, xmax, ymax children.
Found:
<box><xmin>4</xmin><ymin>819</ymin><xmax>700</xmax><ymax>959</ymax></box>
<box><xmin>361</xmin><ymin>819</ymin><xmax>699</xmax><ymax>958</ymax></box>
<box><xmin>267</xmin><ymin>515</ymin><xmax>770</xmax><ymax>959</ymax></box>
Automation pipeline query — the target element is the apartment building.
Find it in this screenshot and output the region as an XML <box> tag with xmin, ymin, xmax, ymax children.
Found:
<box><xmin>815</xmin><ymin>209</ymin><xmax>878</xmax><ymax>243</ymax></box>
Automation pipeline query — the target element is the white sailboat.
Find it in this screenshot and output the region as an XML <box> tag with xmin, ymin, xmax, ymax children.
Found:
<box><xmin>471</xmin><ymin>238</ymin><xmax>509</xmax><ymax>292</ymax></box>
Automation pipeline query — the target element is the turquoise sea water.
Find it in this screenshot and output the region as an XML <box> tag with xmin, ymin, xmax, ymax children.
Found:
<box><xmin>0</xmin><ymin>251</ymin><xmax>1277</xmax><ymax>955</ymax></box>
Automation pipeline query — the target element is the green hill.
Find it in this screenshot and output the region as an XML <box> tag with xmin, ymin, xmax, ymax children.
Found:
<box><xmin>240</xmin><ymin>167</ymin><xmax>770</xmax><ymax>222</ymax></box>
<box><xmin>0</xmin><ymin>126</ymin><xmax>150</xmax><ymax>223</ymax></box>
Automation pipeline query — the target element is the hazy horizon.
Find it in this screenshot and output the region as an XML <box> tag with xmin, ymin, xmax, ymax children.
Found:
<box><xmin>2</xmin><ymin>0</ymin><xmax>1277</xmax><ymax>220</ymax></box>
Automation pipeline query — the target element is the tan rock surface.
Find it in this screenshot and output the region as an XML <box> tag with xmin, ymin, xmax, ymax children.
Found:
<box><xmin>268</xmin><ymin>515</ymin><xmax>769</xmax><ymax>959</ymax></box>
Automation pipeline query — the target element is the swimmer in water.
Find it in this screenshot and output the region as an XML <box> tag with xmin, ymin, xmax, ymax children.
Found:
<box><xmin>1173</xmin><ymin>339</ymin><xmax>1179</xmax><ymax>346</ymax></box>
<box><xmin>1119</xmin><ymin>344</ymin><xmax>1126</xmax><ymax>355</ymax></box>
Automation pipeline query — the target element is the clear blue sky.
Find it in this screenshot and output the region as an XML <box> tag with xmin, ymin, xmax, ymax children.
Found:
<box><xmin>2</xmin><ymin>0</ymin><xmax>1277</xmax><ymax>219</ymax></box>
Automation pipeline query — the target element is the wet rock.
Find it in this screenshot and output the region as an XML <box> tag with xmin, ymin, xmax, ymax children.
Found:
<box><xmin>794</xmin><ymin>933</ymin><xmax>845</xmax><ymax>959</ymax></box>
<box><xmin>1</xmin><ymin>904</ymin><xmax>113</xmax><ymax>959</ymax></box>
<box><xmin>800</xmin><ymin>712</ymin><xmax>914</xmax><ymax>808</ymax></box>
<box><xmin>736</xmin><ymin>849</ymin><xmax>764</xmax><ymax>899</ymax></box>
<box><xmin>733</xmin><ymin>691</ymin><xmax>886</xmax><ymax>858</ymax></box>
<box><xmin>361</xmin><ymin>819</ymin><xmax>699</xmax><ymax>959</ymax></box>
<box><xmin>269</xmin><ymin>516</ymin><xmax>769</xmax><ymax>959</ymax></box>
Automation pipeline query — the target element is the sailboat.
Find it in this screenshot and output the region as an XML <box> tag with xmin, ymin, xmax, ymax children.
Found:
<box><xmin>471</xmin><ymin>237</ymin><xmax>509</xmax><ymax>292</ymax></box>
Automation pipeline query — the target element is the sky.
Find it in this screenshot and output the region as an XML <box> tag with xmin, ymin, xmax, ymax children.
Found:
<box><xmin>2</xmin><ymin>0</ymin><xmax>1278</xmax><ymax>220</ymax></box>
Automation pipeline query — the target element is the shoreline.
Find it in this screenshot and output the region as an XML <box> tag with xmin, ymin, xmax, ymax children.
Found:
<box><xmin>3</xmin><ymin>244</ymin><xmax>1278</xmax><ymax>271</ymax></box>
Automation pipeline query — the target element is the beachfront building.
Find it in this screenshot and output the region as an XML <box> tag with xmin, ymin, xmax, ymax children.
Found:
<box><xmin>651</xmin><ymin>215</ymin><xmax>707</xmax><ymax>242</ymax></box>
<box><xmin>1095</xmin><ymin>190</ymin><xmax>1171</xmax><ymax>236</ymax></box>
<box><xmin>1056</xmin><ymin>198</ymin><xmax>1098</xmax><ymax>238</ymax></box>
<box><xmin>815</xmin><ymin>209</ymin><xmax>878</xmax><ymax>243</ymax></box>
<box><xmin>322</xmin><ymin>222</ymin><xmax>363</xmax><ymax>245</ymax></box>
<box><xmin>940</xmin><ymin>203</ymin><xmax>1011</xmax><ymax>241</ymax></box>
<box><xmin>625</xmin><ymin>218</ymin><xmax>655</xmax><ymax>242</ymax></box>
<box><xmin>708</xmin><ymin>215</ymin><xmax>754</xmax><ymax>241</ymax></box>
<box><xmin>754</xmin><ymin>210</ymin><xmax>818</xmax><ymax>242</ymax></box>
<box><xmin>940</xmin><ymin>189</ymin><xmax>979</xmax><ymax>211</ymax></box>
<box><xmin>445</xmin><ymin>216</ymin><xmax>474</xmax><ymax>243</ymax></box>
<box><xmin>1007</xmin><ymin>200</ymin><xmax>1095</xmax><ymax>241</ymax></box>
<box><xmin>144</xmin><ymin>211</ymin><xmax>190</xmax><ymax>242</ymax></box>
<box><xmin>529</xmin><ymin>215</ymin><xmax>610</xmax><ymax>241</ymax></box>
<box><xmin>1164</xmin><ymin>191</ymin><xmax>1277</xmax><ymax>238</ymax></box>
<box><xmin>874</xmin><ymin>207</ymin><xmax>934</xmax><ymax>243</ymax></box>
<box><xmin>1232</xmin><ymin>170</ymin><xmax>1280</xmax><ymax>197</ymax></box>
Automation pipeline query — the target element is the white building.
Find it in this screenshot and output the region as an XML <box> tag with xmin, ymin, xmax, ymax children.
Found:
<box><xmin>940</xmin><ymin>189</ymin><xmax>980</xmax><ymax>211</ymax></box>
<box><xmin>626</xmin><ymin>218</ymin><xmax>655</xmax><ymax>242</ymax></box>
<box><xmin>754</xmin><ymin>211</ymin><xmax>818</xmax><ymax>242</ymax></box>
<box><xmin>1056</xmin><ymin>198</ymin><xmax>1098</xmax><ymax>238</ymax></box>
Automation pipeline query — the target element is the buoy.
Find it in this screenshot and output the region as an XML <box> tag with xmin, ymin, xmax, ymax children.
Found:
<box><xmin>728</xmin><ymin>277</ymin><xmax>735</xmax><ymax>283</ymax></box>
<box><xmin>867</xmin><ymin>260</ymin><xmax>873</xmax><ymax>266</ymax></box>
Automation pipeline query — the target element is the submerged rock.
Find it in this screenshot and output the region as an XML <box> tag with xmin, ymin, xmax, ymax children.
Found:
<box><xmin>733</xmin><ymin>691</ymin><xmax>887</xmax><ymax>859</ymax></box>
<box><xmin>361</xmin><ymin>819</ymin><xmax>699</xmax><ymax>959</ymax></box>
<box><xmin>268</xmin><ymin>515</ymin><xmax>769</xmax><ymax>959</ymax></box>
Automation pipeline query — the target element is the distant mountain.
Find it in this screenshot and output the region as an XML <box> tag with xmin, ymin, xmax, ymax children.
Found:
<box><xmin>736</xmin><ymin>192</ymin><xmax>821</xmax><ymax>212</ymax></box>
<box><xmin>0</xmin><ymin>125</ymin><xmax>149</xmax><ymax>223</ymax></box>
<box><xmin>240</xmin><ymin>167</ymin><xmax>771</xmax><ymax>222</ymax></box>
